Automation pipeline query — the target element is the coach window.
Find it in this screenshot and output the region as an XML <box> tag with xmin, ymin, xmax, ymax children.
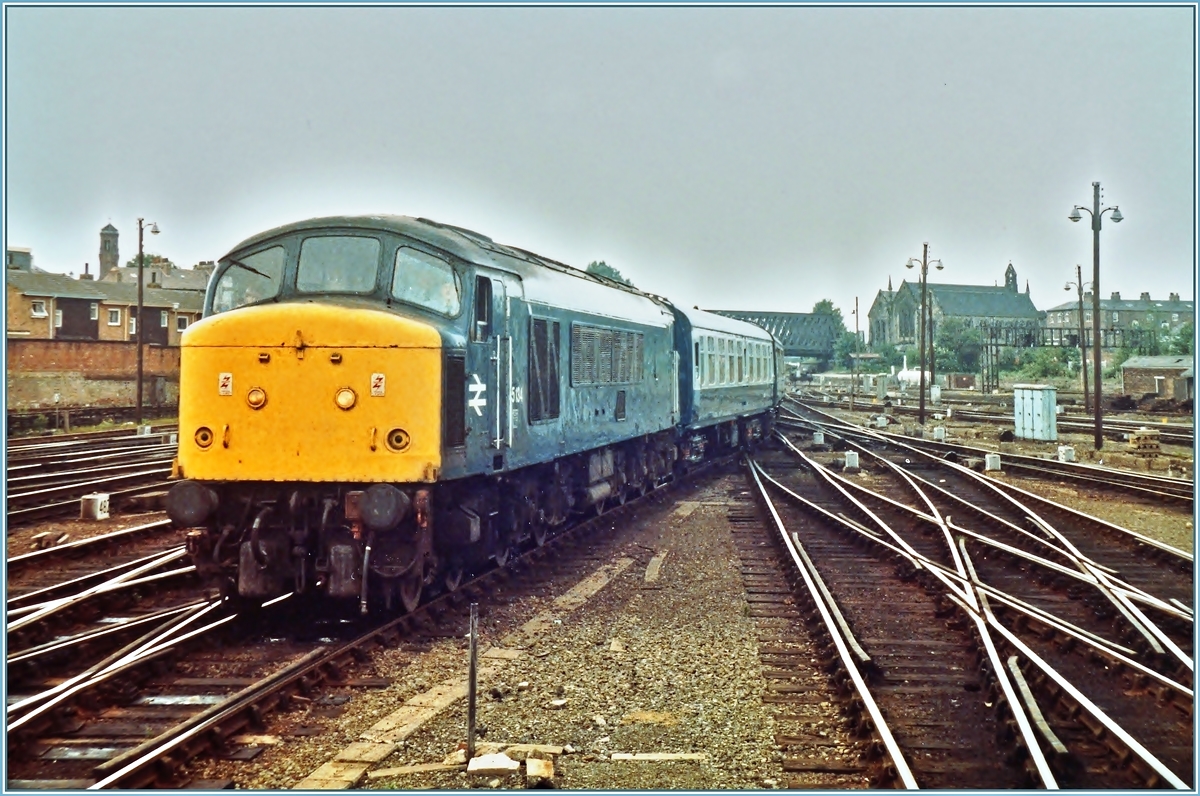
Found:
<box><xmin>212</xmin><ymin>246</ymin><xmax>286</xmax><ymax>314</ymax></box>
<box><xmin>392</xmin><ymin>247</ymin><xmax>461</xmax><ymax>316</ymax></box>
<box><xmin>472</xmin><ymin>277</ymin><xmax>493</xmax><ymax>340</ymax></box>
<box><xmin>297</xmin><ymin>236</ymin><xmax>380</xmax><ymax>294</ymax></box>
<box><xmin>707</xmin><ymin>336</ymin><xmax>715</xmax><ymax>386</ymax></box>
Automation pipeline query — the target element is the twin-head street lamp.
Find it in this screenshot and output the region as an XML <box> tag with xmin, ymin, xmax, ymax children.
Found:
<box><xmin>136</xmin><ymin>218</ymin><xmax>160</xmax><ymax>425</ymax></box>
<box><xmin>905</xmin><ymin>243</ymin><xmax>943</xmax><ymax>425</ymax></box>
<box><xmin>1064</xmin><ymin>266</ymin><xmax>1093</xmax><ymax>414</ymax></box>
<box><xmin>1069</xmin><ymin>182</ymin><xmax>1122</xmax><ymax>450</ymax></box>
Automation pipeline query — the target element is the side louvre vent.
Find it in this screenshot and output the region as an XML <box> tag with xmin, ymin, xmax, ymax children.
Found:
<box><xmin>444</xmin><ymin>354</ymin><xmax>466</xmax><ymax>447</ymax></box>
<box><xmin>570</xmin><ymin>324</ymin><xmax>644</xmax><ymax>386</ymax></box>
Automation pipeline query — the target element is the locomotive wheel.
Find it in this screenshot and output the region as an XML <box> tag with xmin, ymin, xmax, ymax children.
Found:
<box><xmin>593</xmin><ymin>498</ymin><xmax>606</xmax><ymax>517</ymax></box>
<box><xmin>531</xmin><ymin>521</ymin><xmax>548</xmax><ymax>547</ymax></box>
<box><xmin>493</xmin><ymin>545</ymin><xmax>511</xmax><ymax>568</ymax></box>
<box><xmin>399</xmin><ymin>574</ymin><xmax>423</xmax><ymax>614</ymax></box>
<box><xmin>444</xmin><ymin>566</ymin><xmax>464</xmax><ymax>593</ymax></box>
<box><xmin>614</xmin><ymin>487</ymin><xmax>627</xmax><ymax>507</ymax></box>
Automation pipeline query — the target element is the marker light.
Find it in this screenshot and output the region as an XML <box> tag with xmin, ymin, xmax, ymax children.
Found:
<box><xmin>335</xmin><ymin>387</ymin><xmax>357</xmax><ymax>410</ymax></box>
<box><xmin>246</xmin><ymin>387</ymin><xmax>267</xmax><ymax>409</ymax></box>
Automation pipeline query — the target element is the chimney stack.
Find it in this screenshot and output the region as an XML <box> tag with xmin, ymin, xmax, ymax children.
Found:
<box><xmin>1140</xmin><ymin>292</ymin><xmax>1152</xmax><ymax>301</ymax></box>
<box><xmin>1169</xmin><ymin>292</ymin><xmax>1180</xmax><ymax>302</ymax></box>
<box><xmin>1110</xmin><ymin>291</ymin><xmax>1120</xmax><ymax>300</ymax></box>
<box><xmin>79</xmin><ymin>262</ymin><xmax>94</xmax><ymax>281</ymax></box>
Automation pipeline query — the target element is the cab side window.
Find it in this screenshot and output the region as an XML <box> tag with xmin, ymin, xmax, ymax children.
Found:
<box><xmin>472</xmin><ymin>276</ymin><xmax>492</xmax><ymax>341</ymax></box>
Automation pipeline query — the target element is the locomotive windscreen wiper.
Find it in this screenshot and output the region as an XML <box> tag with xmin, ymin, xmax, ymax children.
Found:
<box><xmin>227</xmin><ymin>257</ymin><xmax>271</xmax><ymax>279</ymax></box>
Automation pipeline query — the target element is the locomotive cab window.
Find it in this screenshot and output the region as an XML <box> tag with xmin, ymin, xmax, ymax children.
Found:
<box><xmin>473</xmin><ymin>276</ymin><xmax>493</xmax><ymax>340</ymax></box>
<box><xmin>212</xmin><ymin>246</ymin><xmax>287</xmax><ymax>314</ymax></box>
<box><xmin>297</xmin><ymin>236</ymin><xmax>380</xmax><ymax>294</ymax></box>
<box><xmin>392</xmin><ymin>247</ymin><xmax>461</xmax><ymax>316</ymax></box>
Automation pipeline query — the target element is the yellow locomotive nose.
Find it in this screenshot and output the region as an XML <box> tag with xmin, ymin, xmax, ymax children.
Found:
<box><xmin>178</xmin><ymin>303</ymin><xmax>443</xmax><ymax>483</ymax></box>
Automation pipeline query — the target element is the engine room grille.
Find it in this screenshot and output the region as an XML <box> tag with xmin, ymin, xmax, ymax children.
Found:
<box><xmin>571</xmin><ymin>324</ymin><xmax>644</xmax><ymax>386</ymax></box>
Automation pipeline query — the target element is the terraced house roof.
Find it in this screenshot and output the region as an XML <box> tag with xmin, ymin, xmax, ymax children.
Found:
<box><xmin>1044</xmin><ymin>294</ymin><xmax>1194</xmax><ymax>314</ymax></box>
<box><xmin>6</xmin><ymin>270</ymin><xmax>107</xmax><ymax>301</ymax></box>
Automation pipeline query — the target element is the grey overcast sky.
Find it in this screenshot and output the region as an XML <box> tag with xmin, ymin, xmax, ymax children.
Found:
<box><xmin>5</xmin><ymin>4</ymin><xmax>1195</xmax><ymax>320</ymax></box>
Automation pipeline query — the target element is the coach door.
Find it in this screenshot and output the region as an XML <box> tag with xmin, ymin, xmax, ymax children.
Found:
<box><xmin>467</xmin><ymin>271</ymin><xmax>514</xmax><ymax>471</ymax></box>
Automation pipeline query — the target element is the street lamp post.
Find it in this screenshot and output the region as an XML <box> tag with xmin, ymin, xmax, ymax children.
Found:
<box><xmin>136</xmin><ymin>218</ymin><xmax>160</xmax><ymax>425</ymax></box>
<box><xmin>1064</xmin><ymin>265</ymin><xmax>1092</xmax><ymax>413</ymax></box>
<box><xmin>906</xmin><ymin>243</ymin><xmax>943</xmax><ymax>425</ymax></box>
<box><xmin>1069</xmin><ymin>182</ymin><xmax>1122</xmax><ymax>450</ymax></box>
<box><xmin>850</xmin><ymin>296</ymin><xmax>859</xmax><ymax>411</ymax></box>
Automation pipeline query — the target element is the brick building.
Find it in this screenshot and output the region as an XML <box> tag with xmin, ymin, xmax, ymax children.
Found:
<box><xmin>1120</xmin><ymin>355</ymin><xmax>1194</xmax><ymax>400</ymax></box>
<box><xmin>7</xmin><ymin>269</ymin><xmax>203</xmax><ymax>346</ymax></box>
<box><xmin>1043</xmin><ymin>291</ymin><xmax>1193</xmax><ymax>337</ymax></box>
<box><xmin>6</xmin><ymin>270</ymin><xmax>109</xmax><ymax>340</ymax></box>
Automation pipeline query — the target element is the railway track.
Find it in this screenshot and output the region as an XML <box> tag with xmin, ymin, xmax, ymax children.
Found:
<box><xmin>6</xmin><ymin>459</ymin><xmax>727</xmax><ymax>789</ymax></box>
<box><xmin>794</xmin><ymin>391</ymin><xmax>1194</xmax><ymax>446</ymax></box>
<box><xmin>7</xmin><ymin>429</ymin><xmax>179</xmax><ymax>525</ymax></box>
<box><xmin>740</xmin><ymin>429</ymin><xmax>1192</xmax><ymax>789</ymax></box>
<box><xmin>782</xmin><ymin>400</ymin><xmax>1193</xmax><ymax>508</ymax></box>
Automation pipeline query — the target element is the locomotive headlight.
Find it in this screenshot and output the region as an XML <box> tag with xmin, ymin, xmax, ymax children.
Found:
<box><xmin>194</xmin><ymin>426</ymin><xmax>214</xmax><ymax>449</ymax></box>
<box><xmin>335</xmin><ymin>387</ymin><xmax>357</xmax><ymax>410</ymax></box>
<box><xmin>246</xmin><ymin>387</ymin><xmax>268</xmax><ymax>409</ymax></box>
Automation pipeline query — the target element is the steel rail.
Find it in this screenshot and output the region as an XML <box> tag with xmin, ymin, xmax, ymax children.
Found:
<box><xmin>9</xmin><ymin>544</ymin><xmax>184</xmax><ymax>609</ymax></box>
<box><xmin>779</xmin><ymin>427</ymin><xmax>1191</xmax><ymax>641</ymax></box>
<box><xmin>960</xmin><ymin>546</ymin><xmax>1190</xmax><ymax>789</ymax></box>
<box><xmin>8</xmin><ymin>452</ymin><xmax>176</xmax><ymax>486</ymax></box>
<box><xmin>783</xmin><ymin>399</ymin><xmax>1194</xmax><ymax>503</ymax></box>
<box><xmin>7</xmin><ymin>601</ymin><xmax>208</xmax><ymax>665</ymax></box>
<box><xmin>756</xmin><ymin>459</ymin><xmax>1191</xmax><ymax>701</ymax></box>
<box><xmin>780</xmin><ymin>412</ymin><xmax>1194</xmax><ymax>504</ymax></box>
<box><xmin>744</xmin><ymin>457</ymin><xmax>918</xmax><ymax>788</ymax></box>
<box><xmin>7</xmin><ymin>465</ymin><xmax>174</xmax><ymax>504</ymax></box>
<box><xmin>7</xmin><ymin>547</ymin><xmax>189</xmax><ymax>632</ymax></box>
<box><xmin>6</xmin><ymin>480</ymin><xmax>174</xmax><ymax>525</ymax></box>
<box><xmin>81</xmin><ymin>455</ymin><xmax>736</xmax><ymax>788</ymax></box>
<box><xmin>751</xmin><ymin>457</ymin><xmax>1059</xmax><ymax>788</ymax></box>
<box><xmin>800</xmin><ymin>422</ymin><xmax>1185</xmax><ymax>660</ymax></box>
<box><xmin>786</xmin><ymin>405</ymin><xmax>1192</xmax><ymax>565</ymax></box>
<box><xmin>8</xmin><ymin>518</ymin><xmax>174</xmax><ymax>572</ymax></box>
<box><xmin>8</xmin><ymin>603</ymin><xmax>233</xmax><ymax>732</ymax></box>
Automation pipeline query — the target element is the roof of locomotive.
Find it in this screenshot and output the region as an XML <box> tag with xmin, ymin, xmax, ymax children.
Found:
<box><xmin>222</xmin><ymin>215</ymin><xmax>673</xmax><ymax>328</ymax></box>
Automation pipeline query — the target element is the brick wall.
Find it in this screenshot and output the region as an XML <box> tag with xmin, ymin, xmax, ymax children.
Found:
<box><xmin>5</xmin><ymin>339</ymin><xmax>179</xmax><ymax>410</ymax></box>
<box><xmin>1122</xmin><ymin>367</ymin><xmax>1187</xmax><ymax>397</ymax></box>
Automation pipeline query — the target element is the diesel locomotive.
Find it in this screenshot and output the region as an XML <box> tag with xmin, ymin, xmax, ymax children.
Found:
<box><xmin>166</xmin><ymin>216</ymin><xmax>783</xmax><ymax>613</ymax></box>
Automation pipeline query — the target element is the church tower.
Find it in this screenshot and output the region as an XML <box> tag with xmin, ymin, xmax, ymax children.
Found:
<box><xmin>99</xmin><ymin>224</ymin><xmax>119</xmax><ymax>279</ymax></box>
<box><xmin>1004</xmin><ymin>261</ymin><xmax>1018</xmax><ymax>293</ymax></box>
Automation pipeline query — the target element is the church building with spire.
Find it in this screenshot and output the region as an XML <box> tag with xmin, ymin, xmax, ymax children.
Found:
<box><xmin>867</xmin><ymin>261</ymin><xmax>1042</xmax><ymax>348</ymax></box>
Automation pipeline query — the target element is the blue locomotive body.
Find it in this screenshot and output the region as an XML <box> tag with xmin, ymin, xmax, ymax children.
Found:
<box><xmin>169</xmin><ymin>215</ymin><xmax>781</xmax><ymax>612</ymax></box>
